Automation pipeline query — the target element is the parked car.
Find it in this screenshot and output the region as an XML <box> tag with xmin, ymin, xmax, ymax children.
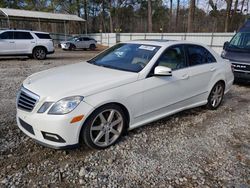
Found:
<box><xmin>222</xmin><ymin>19</ymin><xmax>250</xmax><ymax>82</ymax></box>
<box><xmin>0</xmin><ymin>29</ymin><xmax>54</xmax><ymax>60</ymax></box>
<box><xmin>59</xmin><ymin>36</ymin><xmax>97</xmax><ymax>50</ymax></box>
<box><xmin>16</xmin><ymin>40</ymin><xmax>234</xmax><ymax>150</ymax></box>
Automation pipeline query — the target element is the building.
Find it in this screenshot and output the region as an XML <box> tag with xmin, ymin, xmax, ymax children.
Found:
<box><xmin>0</xmin><ymin>8</ymin><xmax>85</xmax><ymax>36</ymax></box>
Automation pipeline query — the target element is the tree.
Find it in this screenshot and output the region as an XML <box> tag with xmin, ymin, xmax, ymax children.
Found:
<box><xmin>109</xmin><ymin>0</ymin><xmax>113</xmax><ymax>32</ymax></box>
<box><xmin>187</xmin><ymin>0</ymin><xmax>196</xmax><ymax>32</ymax></box>
<box><xmin>169</xmin><ymin>0</ymin><xmax>173</xmax><ymax>31</ymax></box>
<box><xmin>225</xmin><ymin>0</ymin><xmax>232</xmax><ymax>32</ymax></box>
<box><xmin>147</xmin><ymin>0</ymin><xmax>152</xmax><ymax>32</ymax></box>
<box><xmin>175</xmin><ymin>0</ymin><xmax>180</xmax><ymax>31</ymax></box>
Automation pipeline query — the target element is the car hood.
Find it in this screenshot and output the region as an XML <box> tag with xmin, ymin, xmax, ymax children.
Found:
<box><xmin>23</xmin><ymin>62</ymin><xmax>138</xmax><ymax>100</ymax></box>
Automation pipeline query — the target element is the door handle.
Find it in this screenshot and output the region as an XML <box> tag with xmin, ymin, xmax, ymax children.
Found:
<box><xmin>181</xmin><ymin>74</ymin><xmax>189</xmax><ymax>80</ymax></box>
<box><xmin>210</xmin><ymin>67</ymin><xmax>216</xmax><ymax>71</ymax></box>
<box><xmin>31</xmin><ymin>41</ymin><xmax>35</xmax><ymax>43</ymax></box>
<box><xmin>9</xmin><ymin>41</ymin><xmax>15</xmax><ymax>43</ymax></box>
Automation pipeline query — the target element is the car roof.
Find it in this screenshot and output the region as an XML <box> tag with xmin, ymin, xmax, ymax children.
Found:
<box><xmin>125</xmin><ymin>40</ymin><xmax>208</xmax><ymax>48</ymax></box>
<box><xmin>0</xmin><ymin>29</ymin><xmax>49</xmax><ymax>34</ymax></box>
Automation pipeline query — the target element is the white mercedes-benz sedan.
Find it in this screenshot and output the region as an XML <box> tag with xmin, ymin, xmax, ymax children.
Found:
<box><xmin>16</xmin><ymin>40</ymin><xmax>234</xmax><ymax>149</ymax></box>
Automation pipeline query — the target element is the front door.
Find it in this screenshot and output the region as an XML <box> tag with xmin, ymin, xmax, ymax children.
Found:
<box><xmin>138</xmin><ymin>45</ymin><xmax>192</xmax><ymax>120</ymax></box>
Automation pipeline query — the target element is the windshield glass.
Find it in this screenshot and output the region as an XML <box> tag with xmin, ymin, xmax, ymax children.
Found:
<box><xmin>228</xmin><ymin>32</ymin><xmax>250</xmax><ymax>51</ymax></box>
<box><xmin>88</xmin><ymin>43</ymin><xmax>160</xmax><ymax>72</ymax></box>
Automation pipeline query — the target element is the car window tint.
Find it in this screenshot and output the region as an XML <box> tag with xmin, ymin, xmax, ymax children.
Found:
<box><xmin>14</xmin><ymin>32</ymin><xmax>33</xmax><ymax>39</ymax></box>
<box><xmin>156</xmin><ymin>45</ymin><xmax>186</xmax><ymax>70</ymax></box>
<box><xmin>0</xmin><ymin>31</ymin><xmax>13</xmax><ymax>39</ymax></box>
<box><xmin>83</xmin><ymin>37</ymin><xmax>91</xmax><ymax>41</ymax></box>
<box><xmin>35</xmin><ymin>33</ymin><xmax>51</xmax><ymax>39</ymax></box>
<box><xmin>187</xmin><ymin>45</ymin><xmax>216</xmax><ymax>66</ymax></box>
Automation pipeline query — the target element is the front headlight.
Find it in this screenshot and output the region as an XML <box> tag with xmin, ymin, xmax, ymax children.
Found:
<box><xmin>48</xmin><ymin>96</ymin><xmax>83</xmax><ymax>115</ymax></box>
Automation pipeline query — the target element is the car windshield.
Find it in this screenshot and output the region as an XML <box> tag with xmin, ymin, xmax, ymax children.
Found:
<box><xmin>87</xmin><ymin>43</ymin><xmax>160</xmax><ymax>72</ymax></box>
<box><xmin>228</xmin><ymin>32</ymin><xmax>250</xmax><ymax>52</ymax></box>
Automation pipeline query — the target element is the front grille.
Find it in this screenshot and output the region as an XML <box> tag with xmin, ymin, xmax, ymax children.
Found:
<box><xmin>232</xmin><ymin>63</ymin><xmax>250</xmax><ymax>72</ymax></box>
<box><xmin>17</xmin><ymin>87</ymin><xmax>40</xmax><ymax>112</ymax></box>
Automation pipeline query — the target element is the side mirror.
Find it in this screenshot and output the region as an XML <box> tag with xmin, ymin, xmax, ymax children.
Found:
<box><xmin>154</xmin><ymin>66</ymin><xmax>172</xmax><ymax>76</ymax></box>
<box><xmin>223</xmin><ymin>41</ymin><xmax>229</xmax><ymax>50</ymax></box>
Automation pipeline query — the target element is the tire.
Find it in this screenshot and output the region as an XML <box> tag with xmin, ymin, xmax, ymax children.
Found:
<box><xmin>89</xmin><ymin>44</ymin><xmax>96</xmax><ymax>51</ymax></box>
<box><xmin>207</xmin><ymin>82</ymin><xmax>225</xmax><ymax>110</ymax></box>
<box><xmin>33</xmin><ymin>47</ymin><xmax>47</xmax><ymax>60</ymax></box>
<box><xmin>81</xmin><ymin>104</ymin><xmax>127</xmax><ymax>149</ymax></box>
<box><xmin>69</xmin><ymin>44</ymin><xmax>76</xmax><ymax>51</ymax></box>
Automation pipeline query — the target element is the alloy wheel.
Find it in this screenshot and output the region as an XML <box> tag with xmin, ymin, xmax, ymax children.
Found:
<box><xmin>90</xmin><ymin>109</ymin><xmax>123</xmax><ymax>147</ymax></box>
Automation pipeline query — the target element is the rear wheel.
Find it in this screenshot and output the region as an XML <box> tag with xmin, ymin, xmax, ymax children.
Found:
<box><xmin>207</xmin><ymin>82</ymin><xmax>225</xmax><ymax>110</ymax></box>
<box><xmin>81</xmin><ymin>104</ymin><xmax>127</xmax><ymax>149</ymax></box>
<box><xmin>89</xmin><ymin>44</ymin><xmax>96</xmax><ymax>51</ymax></box>
<box><xmin>33</xmin><ymin>47</ymin><xmax>47</xmax><ymax>60</ymax></box>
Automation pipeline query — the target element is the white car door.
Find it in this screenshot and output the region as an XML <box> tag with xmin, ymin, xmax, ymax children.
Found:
<box><xmin>137</xmin><ymin>45</ymin><xmax>193</xmax><ymax>120</ymax></box>
<box><xmin>0</xmin><ymin>31</ymin><xmax>15</xmax><ymax>54</ymax></box>
<box><xmin>14</xmin><ymin>31</ymin><xmax>35</xmax><ymax>54</ymax></box>
<box><xmin>185</xmin><ymin>44</ymin><xmax>219</xmax><ymax>101</ymax></box>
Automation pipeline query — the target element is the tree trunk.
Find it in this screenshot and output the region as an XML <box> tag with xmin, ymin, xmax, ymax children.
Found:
<box><xmin>231</xmin><ymin>0</ymin><xmax>238</xmax><ymax>31</ymax></box>
<box><xmin>187</xmin><ymin>0</ymin><xmax>195</xmax><ymax>32</ymax></box>
<box><xmin>84</xmin><ymin>0</ymin><xmax>88</xmax><ymax>34</ymax></box>
<box><xmin>147</xmin><ymin>0</ymin><xmax>152</xmax><ymax>32</ymax></box>
<box><xmin>102</xmin><ymin>0</ymin><xmax>106</xmax><ymax>33</ymax></box>
<box><xmin>175</xmin><ymin>0</ymin><xmax>180</xmax><ymax>31</ymax></box>
<box><xmin>109</xmin><ymin>0</ymin><xmax>113</xmax><ymax>33</ymax></box>
<box><xmin>225</xmin><ymin>0</ymin><xmax>232</xmax><ymax>32</ymax></box>
<box><xmin>76</xmin><ymin>0</ymin><xmax>81</xmax><ymax>17</ymax></box>
<box><xmin>169</xmin><ymin>0</ymin><xmax>173</xmax><ymax>32</ymax></box>
<box><xmin>240</xmin><ymin>0</ymin><xmax>245</xmax><ymax>13</ymax></box>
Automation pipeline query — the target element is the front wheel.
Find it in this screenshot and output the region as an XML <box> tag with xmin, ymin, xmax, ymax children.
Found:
<box><xmin>207</xmin><ymin>82</ymin><xmax>225</xmax><ymax>110</ymax></box>
<box><xmin>81</xmin><ymin>104</ymin><xmax>127</xmax><ymax>149</ymax></box>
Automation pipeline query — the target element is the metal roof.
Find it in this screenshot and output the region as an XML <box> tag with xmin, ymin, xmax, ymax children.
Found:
<box><xmin>0</xmin><ymin>8</ymin><xmax>85</xmax><ymax>22</ymax></box>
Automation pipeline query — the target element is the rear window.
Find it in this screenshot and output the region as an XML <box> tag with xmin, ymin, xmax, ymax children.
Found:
<box><xmin>35</xmin><ymin>33</ymin><xmax>52</xmax><ymax>39</ymax></box>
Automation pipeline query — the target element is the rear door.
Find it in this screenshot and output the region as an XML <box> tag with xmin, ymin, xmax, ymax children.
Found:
<box><xmin>0</xmin><ymin>31</ymin><xmax>15</xmax><ymax>54</ymax></box>
<box><xmin>14</xmin><ymin>31</ymin><xmax>35</xmax><ymax>54</ymax></box>
<box><xmin>185</xmin><ymin>44</ymin><xmax>219</xmax><ymax>100</ymax></box>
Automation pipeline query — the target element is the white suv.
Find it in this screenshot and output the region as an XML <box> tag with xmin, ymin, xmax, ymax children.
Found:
<box><xmin>0</xmin><ymin>29</ymin><xmax>54</xmax><ymax>60</ymax></box>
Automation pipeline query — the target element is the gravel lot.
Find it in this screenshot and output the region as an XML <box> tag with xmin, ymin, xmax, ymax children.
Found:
<box><xmin>0</xmin><ymin>49</ymin><xmax>249</xmax><ymax>187</ymax></box>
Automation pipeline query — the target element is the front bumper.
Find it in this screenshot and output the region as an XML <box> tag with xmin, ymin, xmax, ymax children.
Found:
<box><xmin>232</xmin><ymin>62</ymin><xmax>250</xmax><ymax>82</ymax></box>
<box><xmin>60</xmin><ymin>43</ymin><xmax>69</xmax><ymax>50</ymax></box>
<box><xmin>16</xmin><ymin>101</ymin><xmax>94</xmax><ymax>149</ymax></box>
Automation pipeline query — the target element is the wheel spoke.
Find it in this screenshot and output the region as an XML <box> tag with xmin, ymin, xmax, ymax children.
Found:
<box><xmin>105</xmin><ymin>132</ymin><xmax>110</xmax><ymax>145</ymax></box>
<box><xmin>110</xmin><ymin>118</ymin><xmax>122</xmax><ymax>127</ymax></box>
<box><xmin>110</xmin><ymin>128</ymin><xmax>120</xmax><ymax>135</ymax></box>
<box><xmin>99</xmin><ymin>113</ymin><xmax>107</xmax><ymax>124</ymax></box>
<box><xmin>107</xmin><ymin>110</ymin><xmax>115</xmax><ymax>123</ymax></box>
<box><xmin>94</xmin><ymin>131</ymin><xmax>105</xmax><ymax>143</ymax></box>
<box><xmin>91</xmin><ymin>125</ymin><xmax>102</xmax><ymax>131</ymax></box>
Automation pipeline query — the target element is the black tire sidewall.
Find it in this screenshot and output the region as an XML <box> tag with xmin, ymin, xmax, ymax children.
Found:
<box><xmin>33</xmin><ymin>47</ymin><xmax>46</xmax><ymax>60</ymax></box>
<box><xmin>207</xmin><ymin>82</ymin><xmax>225</xmax><ymax>110</ymax></box>
<box><xmin>81</xmin><ymin>104</ymin><xmax>127</xmax><ymax>150</ymax></box>
<box><xmin>89</xmin><ymin>44</ymin><xmax>96</xmax><ymax>50</ymax></box>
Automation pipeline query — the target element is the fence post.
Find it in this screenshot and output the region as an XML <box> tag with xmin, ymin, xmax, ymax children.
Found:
<box><xmin>100</xmin><ymin>33</ymin><xmax>102</xmax><ymax>45</ymax></box>
<box><xmin>108</xmin><ymin>33</ymin><xmax>110</xmax><ymax>46</ymax></box>
<box><xmin>210</xmin><ymin>32</ymin><xmax>214</xmax><ymax>48</ymax></box>
<box><xmin>130</xmin><ymin>33</ymin><xmax>132</xmax><ymax>40</ymax></box>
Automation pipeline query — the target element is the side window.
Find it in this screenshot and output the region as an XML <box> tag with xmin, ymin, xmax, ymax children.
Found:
<box><xmin>0</xmin><ymin>31</ymin><xmax>13</xmax><ymax>39</ymax></box>
<box><xmin>14</xmin><ymin>32</ymin><xmax>33</xmax><ymax>40</ymax></box>
<box><xmin>186</xmin><ymin>45</ymin><xmax>216</xmax><ymax>66</ymax></box>
<box><xmin>156</xmin><ymin>45</ymin><xmax>186</xmax><ymax>70</ymax></box>
<box><xmin>83</xmin><ymin>37</ymin><xmax>91</xmax><ymax>41</ymax></box>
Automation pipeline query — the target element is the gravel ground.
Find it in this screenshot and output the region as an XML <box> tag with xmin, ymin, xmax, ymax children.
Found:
<box><xmin>0</xmin><ymin>49</ymin><xmax>249</xmax><ymax>188</ymax></box>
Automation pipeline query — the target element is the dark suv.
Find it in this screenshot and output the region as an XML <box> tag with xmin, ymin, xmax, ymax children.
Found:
<box><xmin>221</xmin><ymin>19</ymin><xmax>250</xmax><ymax>82</ymax></box>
